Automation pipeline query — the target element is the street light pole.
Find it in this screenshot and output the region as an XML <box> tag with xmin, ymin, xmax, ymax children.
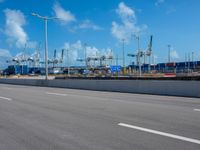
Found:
<box><xmin>192</xmin><ymin>52</ymin><xmax>194</xmax><ymax>70</ymax></box>
<box><xmin>122</xmin><ymin>39</ymin><xmax>125</xmax><ymax>68</ymax></box>
<box><xmin>31</xmin><ymin>13</ymin><xmax>58</xmax><ymax>80</ymax></box>
<box><xmin>67</xmin><ymin>49</ymin><xmax>70</xmax><ymax>77</ymax></box>
<box><xmin>84</xmin><ymin>43</ymin><xmax>87</xmax><ymax>67</ymax></box>
<box><xmin>122</xmin><ymin>39</ymin><xmax>125</xmax><ymax>75</ymax></box>
<box><xmin>135</xmin><ymin>35</ymin><xmax>141</xmax><ymax>77</ymax></box>
<box><xmin>44</xmin><ymin>18</ymin><xmax>48</xmax><ymax>80</ymax></box>
<box><xmin>168</xmin><ymin>44</ymin><xmax>171</xmax><ymax>63</ymax></box>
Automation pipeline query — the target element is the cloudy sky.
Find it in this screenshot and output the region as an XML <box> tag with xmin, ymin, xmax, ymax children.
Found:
<box><xmin>0</xmin><ymin>0</ymin><xmax>200</xmax><ymax>68</ymax></box>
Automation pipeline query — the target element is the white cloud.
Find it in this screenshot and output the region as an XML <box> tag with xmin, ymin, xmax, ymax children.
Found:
<box><xmin>27</xmin><ymin>41</ymin><xmax>38</xmax><ymax>49</ymax></box>
<box><xmin>61</xmin><ymin>41</ymin><xmax>114</xmax><ymax>65</ymax></box>
<box><xmin>86</xmin><ymin>46</ymin><xmax>100</xmax><ymax>58</ymax></box>
<box><xmin>14</xmin><ymin>52</ymin><xmax>29</xmax><ymax>61</ymax></box>
<box><xmin>155</xmin><ymin>0</ymin><xmax>165</xmax><ymax>6</ymax></box>
<box><xmin>166</xmin><ymin>6</ymin><xmax>176</xmax><ymax>14</ymax></box>
<box><xmin>0</xmin><ymin>48</ymin><xmax>12</xmax><ymax>68</ymax></box>
<box><xmin>0</xmin><ymin>28</ymin><xmax>3</xmax><ymax>33</ymax></box>
<box><xmin>0</xmin><ymin>48</ymin><xmax>11</xmax><ymax>57</ymax></box>
<box><xmin>85</xmin><ymin>46</ymin><xmax>113</xmax><ymax>59</ymax></box>
<box><xmin>3</xmin><ymin>9</ymin><xmax>38</xmax><ymax>49</ymax></box>
<box><xmin>71</xmin><ymin>40</ymin><xmax>82</xmax><ymax>50</ymax></box>
<box><xmin>170</xmin><ymin>50</ymin><xmax>179</xmax><ymax>59</ymax></box>
<box><xmin>101</xmin><ymin>48</ymin><xmax>114</xmax><ymax>59</ymax></box>
<box><xmin>117</xmin><ymin>1</ymin><xmax>136</xmax><ymax>20</ymax></box>
<box><xmin>79</xmin><ymin>19</ymin><xmax>102</xmax><ymax>31</ymax></box>
<box><xmin>111</xmin><ymin>2</ymin><xmax>147</xmax><ymax>42</ymax></box>
<box><xmin>53</xmin><ymin>2</ymin><xmax>76</xmax><ymax>25</ymax></box>
<box><xmin>4</xmin><ymin>9</ymin><xmax>28</xmax><ymax>48</ymax></box>
<box><xmin>63</xmin><ymin>41</ymin><xmax>82</xmax><ymax>63</ymax></box>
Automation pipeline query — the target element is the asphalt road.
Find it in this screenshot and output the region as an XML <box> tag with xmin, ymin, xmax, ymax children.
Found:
<box><xmin>0</xmin><ymin>83</ymin><xmax>200</xmax><ymax>150</ymax></box>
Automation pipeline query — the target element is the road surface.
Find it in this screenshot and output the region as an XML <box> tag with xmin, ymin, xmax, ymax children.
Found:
<box><xmin>0</xmin><ymin>83</ymin><xmax>200</xmax><ymax>150</ymax></box>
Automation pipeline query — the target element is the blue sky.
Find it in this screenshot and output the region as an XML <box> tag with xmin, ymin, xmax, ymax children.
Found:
<box><xmin>0</xmin><ymin>0</ymin><xmax>200</xmax><ymax>68</ymax></box>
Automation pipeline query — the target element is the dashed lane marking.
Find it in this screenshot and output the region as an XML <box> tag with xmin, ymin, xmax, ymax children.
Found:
<box><xmin>118</xmin><ymin>123</ymin><xmax>200</xmax><ymax>145</ymax></box>
<box><xmin>46</xmin><ymin>92</ymin><xmax>67</xmax><ymax>96</ymax></box>
<box><xmin>0</xmin><ymin>96</ymin><xmax>12</xmax><ymax>101</ymax></box>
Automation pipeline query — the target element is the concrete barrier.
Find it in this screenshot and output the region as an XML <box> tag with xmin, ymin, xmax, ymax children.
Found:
<box><xmin>0</xmin><ymin>78</ymin><xmax>200</xmax><ymax>97</ymax></box>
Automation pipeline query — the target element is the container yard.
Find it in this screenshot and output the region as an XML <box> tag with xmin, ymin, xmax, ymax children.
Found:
<box><xmin>1</xmin><ymin>34</ymin><xmax>200</xmax><ymax>79</ymax></box>
<box><xmin>1</xmin><ymin>1</ymin><xmax>200</xmax><ymax>150</ymax></box>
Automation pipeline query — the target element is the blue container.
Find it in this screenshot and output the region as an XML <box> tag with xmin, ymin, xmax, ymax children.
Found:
<box><xmin>21</xmin><ymin>65</ymin><xmax>28</xmax><ymax>75</ymax></box>
<box><xmin>110</xmin><ymin>66</ymin><xmax>121</xmax><ymax>73</ymax></box>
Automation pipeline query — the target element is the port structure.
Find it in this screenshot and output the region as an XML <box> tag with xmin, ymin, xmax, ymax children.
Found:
<box><xmin>27</xmin><ymin>43</ymin><xmax>41</xmax><ymax>68</ymax></box>
<box><xmin>76</xmin><ymin>43</ymin><xmax>114</xmax><ymax>68</ymax></box>
<box><xmin>77</xmin><ymin>55</ymin><xmax>114</xmax><ymax>68</ymax></box>
<box><xmin>128</xmin><ymin>35</ymin><xmax>153</xmax><ymax>76</ymax></box>
<box><xmin>48</xmin><ymin>49</ymin><xmax>64</xmax><ymax>67</ymax></box>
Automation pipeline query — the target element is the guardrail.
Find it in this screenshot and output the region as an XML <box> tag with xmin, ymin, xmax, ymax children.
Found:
<box><xmin>55</xmin><ymin>76</ymin><xmax>200</xmax><ymax>80</ymax></box>
<box><xmin>0</xmin><ymin>78</ymin><xmax>200</xmax><ymax>98</ymax></box>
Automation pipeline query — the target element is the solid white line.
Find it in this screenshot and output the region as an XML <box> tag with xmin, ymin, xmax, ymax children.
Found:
<box><xmin>118</xmin><ymin>123</ymin><xmax>200</xmax><ymax>145</ymax></box>
<box><xmin>46</xmin><ymin>92</ymin><xmax>67</xmax><ymax>96</ymax></box>
<box><xmin>0</xmin><ymin>96</ymin><xmax>12</xmax><ymax>101</ymax></box>
<box><xmin>194</xmin><ymin>109</ymin><xmax>200</xmax><ymax>112</ymax></box>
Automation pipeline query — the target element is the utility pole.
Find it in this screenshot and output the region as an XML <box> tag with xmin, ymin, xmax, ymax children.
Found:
<box><xmin>192</xmin><ymin>52</ymin><xmax>194</xmax><ymax>62</ymax></box>
<box><xmin>22</xmin><ymin>43</ymin><xmax>27</xmax><ymax>75</ymax></box>
<box><xmin>62</xmin><ymin>48</ymin><xmax>70</xmax><ymax>77</ymax></box>
<box><xmin>84</xmin><ymin>43</ymin><xmax>87</xmax><ymax>69</ymax></box>
<box><xmin>185</xmin><ymin>53</ymin><xmax>188</xmax><ymax>73</ymax></box>
<box><xmin>44</xmin><ymin>18</ymin><xmax>48</xmax><ymax>79</ymax></box>
<box><xmin>122</xmin><ymin>39</ymin><xmax>125</xmax><ymax>67</ymax></box>
<box><xmin>122</xmin><ymin>39</ymin><xmax>126</xmax><ymax>75</ymax></box>
<box><xmin>116</xmin><ymin>54</ymin><xmax>118</xmax><ymax>66</ymax></box>
<box><xmin>135</xmin><ymin>36</ymin><xmax>141</xmax><ymax>77</ymax></box>
<box><xmin>143</xmin><ymin>53</ymin><xmax>146</xmax><ymax>64</ymax></box>
<box><xmin>31</xmin><ymin>13</ymin><xmax>59</xmax><ymax>80</ymax></box>
<box><xmin>188</xmin><ymin>53</ymin><xmax>190</xmax><ymax>74</ymax></box>
<box><xmin>192</xmin><ymin>52</ymin><xmax>194</xmax><ymax>70</ymax></box>
<box><xmin>168</xmin><ymin>44</ymin><xmax>171</xmax><ymax>63</ymax></box>
<box><xmin>67</xmin><ymin>49</ymin><xmax>70</xmax><ymax>77</ymax></box>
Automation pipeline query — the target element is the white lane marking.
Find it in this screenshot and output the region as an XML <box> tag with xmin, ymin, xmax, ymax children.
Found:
<box><xmin>46</xmin><ymin>92</ymin><xmax>67</xmax><ymax>96</ymax></box>
<box><xmin>194</xmin><ymin>109</ymin><xmax>200</xmax><ymax>112</ymax></box>
<box><xmin>118</xmin><ymin>123</ymin><xmax>200</xmax><ymax>145</ymax></box>
<box><xmin>0</xmin><ymin>96</ymin><xmax>12</xmax><ymax>101</ymax></box>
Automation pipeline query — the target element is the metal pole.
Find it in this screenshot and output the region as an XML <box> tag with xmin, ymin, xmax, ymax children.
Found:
<box><xmin>122</xmin><ymin>39</ymin><xmax>126</xmax><ymax>75</ymax></box>
<box><xmin>149</xmin><ymin>55</ymin><xmax>151</xmax><ymax>73</ymax></box>
<box><xmin>168</xmin><ymin>45</ymin><xmax>171</xmax><ymax>63</ymax></box>
<box><xmin>137</xmin><ymin>36</ymin><xmax>141</xmax><ymax>77</ymax></box>
<box><xmin>188</xmin><ymin>53</ymin><xmax>190</xmax><ymax>73</ymax></box>
<box><xmin>192</xmin><ymin>52</ymin><xmax>194</xmax><ymax>62</ymax></box>
<box><xmin>84</xmin><ymin>43</ymin><xmax>87</xmax><ymax>69</ymax></box>
<box><xmin>185</xmin><ymin>53</ymin><xmax>187</xmax><ymax>71</ymax></box>
<box><xmin>44</xmin><ymin>18</ymin><xmax>48</xmax><ymax>80</ymax></box>
<box><xmin>31</xmin><ymin>13</ymin><xmax>59</xmax><ymax>79</ymax></box>
<box><xmin>67</xmin><ymin>49</ymin><xmax>70</xmax><ymax>77</ymax></box>
<box><xmin>192</xmin><ymin>52</ymin><xmax>194</xmax><ymax>70</ymax></box>
<box><xmin>116</xmin><ymin>54</ymin><xmax>118</xmax><ymax>66</ymax></box>
<box><xmin>122</xmin><ymin>39</ymin><xmax>125</xmax><ymax>67</ymax></box>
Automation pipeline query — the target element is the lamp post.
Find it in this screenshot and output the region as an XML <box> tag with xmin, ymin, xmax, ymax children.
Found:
<box><xmin>122</xmin><ymin>39</ymin><xmax>126</xmax><ymax>75</ymax></box>
<box><xmin>122</xmin><ymin>39</ymin><xmax>125</xmax><ymax>68</ymax></box>
<box><xmin>62</xmin><ymin>48</ymin><xmax>70</xmax><ymax>77</ymax></box>
<box><xmin>67</xmin><ymin>49</ymin><xmax>70</xmax><ymax>77</ymax></box>
<box><xmin>192</xmin><ymin>52</ymin><xmax>195</xmax><ymax>70</ymax></box>
<box><xmin>84</xmin><ymin>43</ymin><xmax>87</xmax><ymax>69</ymax></box>
<box><xmin>135</xmin><ymin>35</ymin><xmax>141</xmax><ymax>77</ymax></box>
<box><xmin>31</xmin><ymin>13</ymin><xmax>58</xmax><ymax>80</ymax></box>
<box><xmin>168</xmin><ymin>44</ymin><xmax>171</xmax><ymax>63</ymax></box>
